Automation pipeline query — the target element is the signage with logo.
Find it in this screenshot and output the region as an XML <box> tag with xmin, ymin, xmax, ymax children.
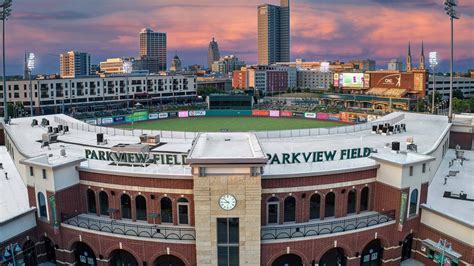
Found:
<box><xmin>328</xmin><ymin>113</ymin><xmax>340</xmax><ymax>121</ymax></box>
<box><xmin>113</xmin><ymin>116</ymin><xmax>125</xmax><ymax>123</ymax></box>
<box><xmin>85</xmin><ymin>149</ymin><xmax>187</xmax><ymax>165</ymax></box>
<box><xmin>317</xmin><ymin>113</ymin><xmax>329</xmax><ymax>120</ymax></box>
<box><xmin>148</xmin><ymin>113</ymin><xmax>159</xmax><ymax>120</ymax></box>
<box><xmin>269</xmin><ymin>110</ymin><xmax>280</xmax><ymax>117</ymax></box>
<box><xmin>341</xmin><ymin>73</ymin><xmax>364</xmax><ymax>88</ymax></box>
<box><xmin>178</xmin><ymin>111</ymin><xmax>189</xmax><ymax>118</ymax></box>
<box><xmin>159</xmin><ymin>112</ymin><xmax>169</xmax><ymax>119</ymax></box>
<box><xmin>189</xmin><ymin>110</ymin><xmax>206</xmax><ymax>117</ymax></box>
<box><xmin>85</xmin><ymin>119</ymin><xmax>97</xmax><ymax>125</ymax></box>
<box><xmin>252</xmin><ymin>110</ymin><xmax>269</xmax><ymax>116</ymax></box>
<box><xmin>292</xmin><ymin>112</ymin><xmax>305</xmax><ymax>118</ymax></box>
<box><xmin>101</xmin><ymin>117</ymin><xmax>114</xmax><ymax>124</ymax></box>
<box><xmin>280</xmin><ymin>111</ymin><xmax>293</xmax><ymax>117</ymax></box>
<box><xmin>398</xmin><ymin>192</ymin><xmax>408</xmax><ymax>231</ymax></box>
<box><xmin>304</xmin><ymin>112</ymin><xmax>316</xmax><ymax>119</ymax></box>
<box><xmin>334</xmin><ymin>73</ymin><xmax>340</xmax><ymax>87</ymax></box>
<box><xmin>266</xmin><ymin>147</ymin><xmax>372</xmax><ymax>165</ymax></box>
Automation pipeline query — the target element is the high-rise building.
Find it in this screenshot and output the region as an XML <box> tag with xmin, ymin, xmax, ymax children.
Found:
<box><xmin>139</xmin><ymin>28</ymin><xmax>167</xmax><ymax>73</ymax></box>
<box><xmin>170</xmin><ymin>53</ymin><xmax>182</xmax><ymax>72</ymax></box>
<box><xmin>387</xmin><ymin>59</ymin><xmax>403</xmax><ymax>71</ymax></box>
<box><xmin>258</xmin><ymin>0</ymin><xmax>290</xmax><ymax>65</ymax></box>
<box><xmin>99</xmin><ymin>58</ymin><xmax>135</xmax><ymax>74</ymax></box>
<box><xmin>211</xmin><ymin>55</ymin><xmax>245</xmax><ymax>75</ymax></box>
<box><xmin>59</xmin><ymin>51</ymin><xmax>91</xmax><ymax>78</ymax></box>
<box><xmin>207</xmin><ymin>37</ymin><xmax>220</xmax><ymax>70</ymax></box>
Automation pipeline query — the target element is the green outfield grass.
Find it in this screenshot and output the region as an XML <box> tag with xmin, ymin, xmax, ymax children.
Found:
<box><xmin>117</xmin><ymin>117</ymin><xmax>344</xmax><ymax>132</ymax></box>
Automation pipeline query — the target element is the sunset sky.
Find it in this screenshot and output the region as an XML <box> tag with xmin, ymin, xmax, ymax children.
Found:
<box><xmin>6</xmin><ymin>0</ymin><xmax>474</xmax><ymax>74</ymax></box>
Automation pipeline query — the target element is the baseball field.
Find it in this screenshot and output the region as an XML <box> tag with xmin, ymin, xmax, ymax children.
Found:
<box><xmin>116</xmin><ymin>117</ymin><xmax>344</xmax><ymax>132</ymax></box>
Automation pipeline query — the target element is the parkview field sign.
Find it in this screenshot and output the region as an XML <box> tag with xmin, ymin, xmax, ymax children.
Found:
<box><xmin>266</xmin><ymin>147</ymin><xmax>372</xmax><ymax>165</ymax></box>
<box><xmin>85</xmin><ymin>149</ymin><xmax>187</xmax><ymax>165</ymax></box>
<box><xmin>85</xmin><ymin>147</ymin><xmax>373</xmax><ymax>166</ymax></box>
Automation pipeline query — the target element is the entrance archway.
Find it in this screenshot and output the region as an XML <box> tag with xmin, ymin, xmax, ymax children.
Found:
<box><xmin>320</xmin><ymin>247</ymin><xmax>347</xmax><ymax>266</ymax></box>
<box><xmin>154</xmin><ymin>255</ymin><xmax>185</xmax><ymax>266</ymax></box>
<box><xmin>43</xmin><ymin>237</ymin><xmax>56</xmax><ymax>263</ymax></box>
<box><xmin>360</xmin><ymin>239</ymin><xmax>383</xmax><ymax>266</ymax></box>
<box><xmin>272</xmin><ymin>254</ymin><xmax>303</xmax><ymax>266</ymax></box>
<box><xmin>401</xmin><ymin>234</ymin><xmax>413</xmax><ymax>261</ymax></box>
<box><xmin>73</xmin><ymin>242</ymin><xmax>97</xmax><ymax>265</ymax></box>
<box><xmin>109</xmin><ymin>249</ymin><xmax>138</xmax><ymax>266</ymax></box>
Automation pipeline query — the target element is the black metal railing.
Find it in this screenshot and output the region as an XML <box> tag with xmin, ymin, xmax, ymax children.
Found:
<box><xmin>61</xmin><ymin>213</ymin><xmax>195</xmax><ymax>241</ymax></box>
<box><xmin>261</xmin><ymin>210</ymin><xmax>395</xmax><ymax>240</ymax></box>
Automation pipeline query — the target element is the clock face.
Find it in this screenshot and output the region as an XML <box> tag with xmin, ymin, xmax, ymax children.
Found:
<box><xmin>219</xmin><ymin>194</ymin><xmax>237</xmax><ymax>211</ymax></box>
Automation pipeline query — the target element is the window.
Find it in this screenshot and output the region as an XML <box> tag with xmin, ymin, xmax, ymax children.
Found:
<box><xmin>409</xmin><ymin>189</ymin><xmax>418</xmax><ymax>216</ymax></box>
<box><xmin>135</xmin><ymin>195</ymin><xmax>147</xmax><ymax>221</ymax></box>
<box><xmin>309</xmin><ymin>194</ymin><xmax>321</xmax><ymax>220</ymax></box>
<box><xmin>267</xmin><ymin>197</ymin><xmax>279</xmax><ymax>224</ymax></box>
<box><xmin>87</xmin><ymin>189</ymin><xmax>96</xmax><ymax>214</ymax></box>
<box><xmin>120</xmin><ymin>194</ymin><xmax>131</xmax><ymax>219</ymax></box>
<box><xmin>217</xmin><ymin>218</ymin><xmax>239</xmax><ymax>266</ymax></box>
<box><xmin>38</xmin><ymin>192</ymin><xmax>47</xmax><ymax>218</ymax></box>
<box><xmin>42</xmin><ymin>169</ymin><xmax>47</xmax><ymax>179</ymax></box>
<box><xmin>347</xmin><ymin>189</ymin><xmax>357</xmax><ymax>214</ymax></box>
<box><xmin>422</xmin><ymin>163</ymin><xmax>426</xmax><ymax>173</ymax></box>
<box><xmin>161</xmin><ymin>197</ymin><xmax>173</xmax><ymax>223</ymax></box>
<box><xmin>409</xmin><ymin>166</ymin><xmax>413</xmax><ymax>176</ymax></box>
<box><xmin>99</xmin><ymin>191</ymin><xmax>109</xmax><ymax>216</ymax></box>
<box><xmin>177</xmin><ymin>198</ymin><xmax>189</xmax><ymax>225</ymax></box>
<box><xmin>360</xmin><ymin>187</ymin><xmax>369</xmax><ymax>212</ymax></box>
<box><xmin>283</xmin><ymin>196</ymin><xmax>296</xmax><ymax>223</ymax></box>
<box><xmin>325</xmin><ymin>192</ymin><xmax>336</xmax><ymax>217</ymax></box>
<box><xmin>29</xmin><ymin>167</ymin><xmax>34</xmax><ymax>176</ymax></box>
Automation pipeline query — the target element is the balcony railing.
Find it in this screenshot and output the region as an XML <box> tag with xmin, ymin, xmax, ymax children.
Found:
<box><xmin>261</xmin><ymin>210</ymin><xmax>395</xmax><ymax>241</ymax></box>
<box><xmin>61</xmin><ymin>213</ymin><xmax>195</xmax><ymax>241</ymax></box>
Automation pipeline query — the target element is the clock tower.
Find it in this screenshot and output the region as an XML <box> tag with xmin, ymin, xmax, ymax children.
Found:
<box><xmin>187</xmin><ymin>133</ymin><xmax>267</xmax><ymax>266</ymax></box>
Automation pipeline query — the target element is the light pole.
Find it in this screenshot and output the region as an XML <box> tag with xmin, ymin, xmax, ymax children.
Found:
<box><xmin>123</xmin><ymin>60</ymin><xmax>132</xmax><ymax>109</ymax></box>
<box><xmin>1</xmin><ymin>242</ymin><xmax>23</xmax><ymax>266</ymax></box>
<box><xmin>1</xmin><ymin>0</ymin><xmax>12</xmax><ymax>122</ymax></box>
<box><xmin>429</xmin><ymin>51</ymin><xmax>438</xmax><ymax>114</ymax></box>
<box><xmin>444</xmin><ymin>0</ymin><xmax>460</xmax><ymax>122</ymax></box>
<box><xmin>27</xmin><ymin>52</ymin><xmax>35</xmax><ymax>116</ymax></box>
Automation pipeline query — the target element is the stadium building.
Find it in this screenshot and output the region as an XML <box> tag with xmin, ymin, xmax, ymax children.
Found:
<box><xmin>0</xmin><ymin>112</ymin><xmax>473</xmax><ymax>266</ymax></box>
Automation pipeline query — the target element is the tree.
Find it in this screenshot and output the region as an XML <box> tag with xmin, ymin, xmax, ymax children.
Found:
<box><xmin>197</xmin><ymin>86</ymin><xmax>220</xmax><ymax>97</ymax></box>
<box><xmin>452</xmin><ymin>98</ymin><xmax>470</xmax><ymax>113</ymax></box>
<box><xmin>428</xmin><ymin>91</ymin><xmax>442</xmax><ymax>105</ymax></box>
<box><xmin>416</xmin><ymin>99</ymin><xmax>426</xmax><ymax>112</ymax></box>
<box><xmin>453</xmin><ymin>89</ymin><xmax>464</xmax><ymax>100</ymax></box>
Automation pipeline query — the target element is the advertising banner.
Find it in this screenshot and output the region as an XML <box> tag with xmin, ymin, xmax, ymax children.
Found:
<box><xmin>159</xmin><ymin>112</ymin><xmax>169</xmax><ymax>119</ymax></box>
<box><xmin>341</xmin><ymin>73</ymin><xmax>364</xmax><ymax>88</ymax></box>
<box><xmin>316</xmin><ymin>113</ymin><xmax>329</xmax><ymax>120</ymax></box>
<box><xmin>304</xmin><ymin>112</ymin><xmax>316</xmax><ymax>119</ymax></box>
<box><xmin>328</xmin><ymin>113</ymin><xmax>340</xmax><ymax>121</ymax></box>
<box><xmin>340</xmin><ymin>112</ymin><xmax>349</xmax><ymax>122</ymax></box>
<box><xmin>364</xmin><ymin>73</ymin><xmax>370</xmax><ymax>88</ymax></box>
<box><xmin>168</xmin><ymin>112</ymin><xmax>177</xmax><ymax>118</ymax></box>
<box><xmin>126</xmin><ymin>111</ymin><xmax>148</xmax><ymax>122</ymax></box>
<box><xmin>292</xmin><ymin>112</ymin><xmax>305</xmax><ymax>118</ymax></box>
<box><xmin>101</xmin><ymin>117</ymin><xmax>114</xmax><ymax>124</ymax></box>
<box><xmin>252</xmin><ymin>110</ymin><xmax>269</xmax><ymax>116</ymax></box>
<box><xmin>357</xmin><ymin>114</ymin><xmax>368</xmax><ymax>123</ymax></box>
<box><xmin>85</xmin><ymin>119</ymin><xmax>97</xmax><ymax>125</ymax></box>
<box><xmin>269</xmin><ymin>110</ymin><xmax>280</xmax><ymax>117</ymax></box>
<box><xmin>148</xmin><ymin>113</ymin><xmax>159</xmax><ymax>120</ymax></box>
<box><xmin>113</xmin><ymin>116</ymin><xmax>125</xmax><ymax>123</ymax></box>
<box><xmin>189</xmin><ymin>110</ymin><xmax>206</xmax><ymax>117</ymax></box>
<box><xmin>334</xmin><ymin>73</ymin><xmax>340</xmax><ymax>87</ymax></box>
<box><xmin>398</xmin><ymin>192</ymin><xmax>408</xmax><ymax>231</ymax></box>
<box><xmin>280</xmin><ymin>111</ymin><xmax>293</xmax><ymax>117</ymax></box>
<box><xmin>367</xmin><ymin>115</ymin><xmax>378</xmax><ymax>122</ymax></box>
<box><xmin>178</xmin><ymin>111</ymin><xmax>189</xmax><ymax>118</ymax></box>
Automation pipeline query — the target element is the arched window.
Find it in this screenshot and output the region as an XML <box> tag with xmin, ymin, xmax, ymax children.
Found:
<box><xmin>177</xmin><ymin>198</ymin><xmax>189</xmax><ymax>225</ymax></box>
<box><xmin>409</xmin><ymin>189</ymin><xmax>418</xmax><ymax>216</ymax></box>
<box><xmin>325</xmin><ymin>192</ymin><xmax>335</xmax><ymax>218</ymax></box>
<box><xmin>86</xmin><ymin>189</ymin><xmax>96</xmax><ymax>214</ymax></box>
<box><xmin>360</xmin><ymin>187</ymin><xmax>369</xmax><ymax>212</ymax></box>
<box><xmin>161</xmin><ymin>197</ymin><xmax>173</xmax><ymax>223</ymax></box>
<box><xmin>347</xmin><ymin>189</ymin><xmax>357</xmax><ymax>215</ymax></box>
<box><xmin>121</xmin><ymin>194</ymin><xmax>131</xmax><ymax>219</ymax></box>
<box><xmin>99</xmin><ymin>191</ymin><xmax>109</xmax><ymax>216</ymax></box>
<box><xmin>309</xmin><ymin>194</ymin><xmax>321</xmax><ymax>220</ymax></box>
<box><xmin>135</xmin><ymin>195</ymin><xmax>147</xmax><ymax>221</ymax></box>
<box><xmin>283</xmin><ymin>196</ymin><xmax>296</xmax><ymax>222</ymax></box>
<box><xmin>267</xmin><ymin>197</ymin><xmax>279</xmax><ymax>224</ymax></box>
<box><xmin>38</xmin><ymin>192</ymin><xmax>47</xmax><ymax>218</ymax></box>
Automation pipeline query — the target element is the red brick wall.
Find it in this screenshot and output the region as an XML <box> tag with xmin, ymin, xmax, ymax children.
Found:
<box><xmin>0</xmin><ymin>129</ymin><xmax>5</xmax><ymax>145</ymax></box>
<box><xmin>80</xmin><ymin>171</ymin><xmax>193</xmax><ymax>189</ymax></box>
<box><xmin>449</xmin><ymin>131</ymin><xmax>473</xmax><ymax>150</ymax></box>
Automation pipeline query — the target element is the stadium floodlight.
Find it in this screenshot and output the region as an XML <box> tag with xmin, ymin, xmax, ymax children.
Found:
<box><xmin>123</xmin><ymin>60</ymin><xmax>133</xmax><ymax>109</ymax></box>
<box><xmin>27</xmin><ymin>52</ymin><xmax>35</xmax><ymax>116</ymax></box>
<box><xmin>429</xmin><ymin>51</ymin><xmax>438</xmax><ymax>114</ymax></box>
<box><xmin>443</xmin><ymin>0</ymin><xmax>460</xmax><ymax>122</ymax></box>
<box><xmin>1</xmin><ymin>0</ymin><xmax>12</xmax><ymax>122</ymax></box>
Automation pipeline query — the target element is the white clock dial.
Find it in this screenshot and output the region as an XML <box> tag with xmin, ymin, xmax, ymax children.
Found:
<box><xmin>219</xmin><ymin>194</ymin><xmax>237</xmax><ymax>211</ymax></box>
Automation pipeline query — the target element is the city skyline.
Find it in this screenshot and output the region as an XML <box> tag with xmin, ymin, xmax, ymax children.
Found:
<box><xmin>5</xmin><ymin>0</ymin><xmax>474</xmax><ymax>74</ymax></box>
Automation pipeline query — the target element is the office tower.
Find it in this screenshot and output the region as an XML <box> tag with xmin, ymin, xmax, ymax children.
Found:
<box><xmin>139</xmin><ymin>28</ymin><xmax>167</xmax><ymax>73</ymax></box>
<box><xmin>258</xmin><ymin>0</ymin><xmax>290</xmax><ymax>65</ymax></box>
<box><xmin>208</xmin><ymin>37</ymin><xmax>220</xmax><ymax>70</ymax></box>
<box><xmin>170</xmin><ymin>53</ymin><xmax>182</xmax><ymax>72</ymax></box>
<box><xmin>211</xmin><ymin>55</ymin><xmax>245</xmax><ymax>75</ymax></box>
<box><xmin>99</xmin><ymin>58</ymin><xmax>135</xmax><ymax>74</ymax></box>
<box><xmin>59</xmin><ymin>51</ymin><xmax>91</xmax><ymax>78</ymax></box>
<box><xmin>388</xmin><ymin>59</ymin><xmax>403</xmax><ymax>71</ymax></box>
